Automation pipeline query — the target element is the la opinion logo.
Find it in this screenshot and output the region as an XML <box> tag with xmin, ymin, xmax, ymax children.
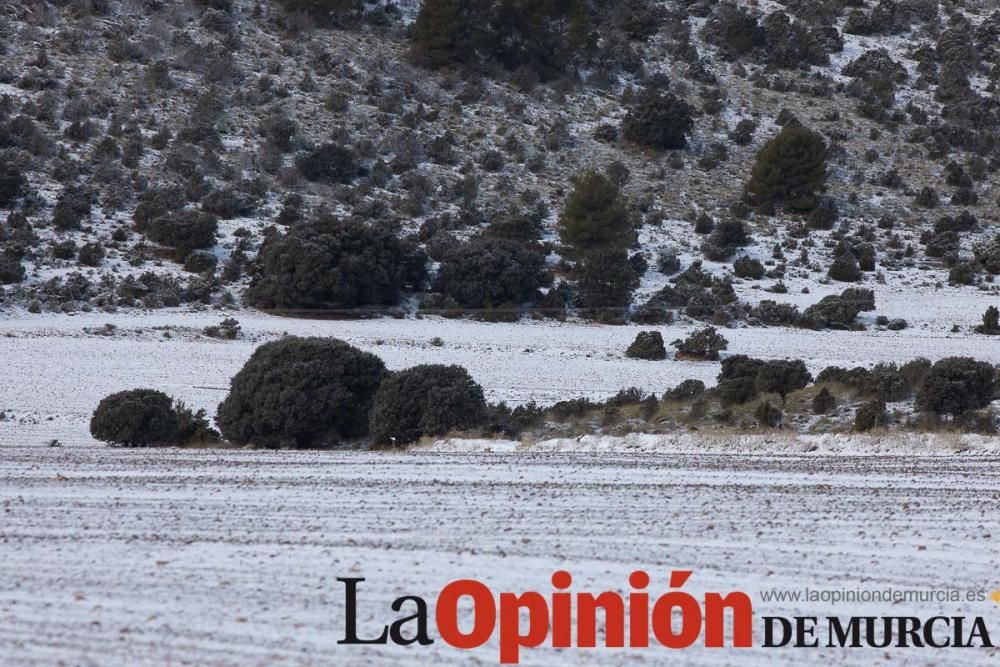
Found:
<box><xmin>337</xmin><ymin>570</ymin><xmax>753</xmax><ymax>664</ymax></box>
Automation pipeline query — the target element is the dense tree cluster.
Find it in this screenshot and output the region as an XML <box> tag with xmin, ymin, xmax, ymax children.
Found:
<box><xmin>746</xmin><ymin>125</ymin><xmax>828</xmax><ymax>213</ymax></box>
<box><xmin>412</xmin><ymin>0</ymin><xmax>593</xmax><ymax>81</ymax></box>
<box><xmin>248</xmin><ymin>216</ymin><xmax>425</xmax><ymax>311</ymax></box>
<box><xmin>431</xmin><ymin>236</ymin><xmax>548</xmax><ymax>312</ymax></box>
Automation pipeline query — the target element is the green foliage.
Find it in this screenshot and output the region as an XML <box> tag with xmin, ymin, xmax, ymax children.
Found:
<box><xmin>369</xmin><ymin>364</ymin><xmax>487</xmax><ymax>445</ymax></box>
<box><xmin>248</xmin><ymin>216</ymin><xmax>423</xmax><ymax>310</ymax></box>
<box><xmin>575</xmin><ymin>249</ymin><xmax>638</xmax><ymax>320</ymax></box>
<box><xmin>0</xmin><ymin>161</ymin><xmax>26</xmax><ymax>207</ymax></box>
<box><xmin>412</xmin><ymin>0</ymin><xmax>478</xmax><ymax>69</ymax></box>
<box><xmin>671</xmin><ymin>326</ymin><xmax>728</xmax><ymax>361</ymax></box>
<box><xmin>625</xmin><ymin>331</ymin><xmax>666</xmax><ymax>360</ymax></box>
<box><xmin>142</xmin><ymin>209</ymin><xmax>218</xmax><ymax>261</ymax></box>
<box><xmin>915</xmin><ymin>357</ymin><xmax>997</xmax><ymax>419</ymax></box>
<box><xmin>733</xmin><ymin>256</ymin><xmax>765</xmax><ymax>280</ymax></box>
<box><xmin>755</xmin><ymin>401</ymin><xmax>784</xmax><ymax>428</ymax></box>
<box><xmin>217</xmin><ymin>337</ymin><xmax>387</xmax><ymax>448</ymax></box>
<box><xmin>433</xmin><ymin>237</ymin><xmax>547</xmax><ymax>310</ymax></box>
<box><xmin>746</xmin><ymin>125</ymin><xmax>828</xmax><ymax>213</ymax></box>
<box><xmin>854</xmin><ymin>400</ymin><xmax>888</xmax><ymax>432</ymax></box>
<box><xmin>89</xmin><ymin>389</ymin><xmax>214</xmax><ymax>447</ymax></box>
<box><xmin>664</xmin><ymin>379</ymin><xmax>706</xmax><ymax>402</ymax></box>
<box><xmin>621</xmin><ymin>88</ymin><xmax>694</xmax><ymax>150</ymax></box>
<box><xmin>812</xmin><ymin>387</ymin><xmax>836</xmax><ymax>414</ymax></box>
<box><xmin>974</xmin><ymin>306</ymin><xmax>1000</xmax><ymax>335</ymax></box>
<box><xmin>802</xmin><ymin>288</ymin><xmax>875</xmax><ymax>330</ymax></box>
<box><xmin>276</xmin><ymin>0</ymin><xmax>360</xmax><ymax>22</ymax></box>
<box><xmin>296</xmin><ymin>143</ymin><xmax>359</xmax><ymax>184</ymax></box>
<box><xmin>412</xmin><ymin>0</ymin><xmax>591</xmax><ymax>81</ymax></box>
<box><xmin>557</xmin><ymin>170</ymin><xmax>631</xmax><ymax>255</ymax></box>
<box><xmin>756</xmin><ymin>359</ymin><xmax>811</xmax><ymax>404</ymax></box>
<box><xmin>828</xmin><ymin>253</ymin><xmax>862</xmax><ymax>282</ymax></box>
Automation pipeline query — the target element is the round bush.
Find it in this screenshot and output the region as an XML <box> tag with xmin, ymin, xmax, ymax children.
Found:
<box><xmin>626</xmin><ymin>331</ymin><xmax>667</xmax><ymax>360</ymax></box>
<box><xmin>217</xmin><ymin>337</ymin><xmax>387</xmax><ymax>448</ymax></box>
<box><xmin>915</xmin><ymin>357</ymin><xmax>996</xmax><ymax>419</ymax></box>
<box><xmin>296</xmin><ymin>143</ymin><xmax>359</xmax><ymax>184</ymax></box>
<box><xmin>746</xmin><ymin>125</ymin><xmax>828</xmax><ymax>213</ymax></box>
<box><xmin>90</xmin><ymin>389</ymin><xmax>179</xmax><ymax>446</ymax></box>
<box><xmin>621</xmin><ymin>88</ymin><xmax>694</xmax><ymax>150</ymax></box>
<box><xmin>370</xmin><ymin>365</ymin><xmax>487</xmax><ymax>445</ymax></box>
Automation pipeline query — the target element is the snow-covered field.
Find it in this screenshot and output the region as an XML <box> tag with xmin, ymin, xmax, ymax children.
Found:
<box><xmin>1</xmin><ymin>445</ymin><xmax>998</xmax><ymax>665</ymax></box>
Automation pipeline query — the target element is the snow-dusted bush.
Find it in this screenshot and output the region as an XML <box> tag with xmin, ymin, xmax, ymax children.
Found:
<box><xmin>671</xmin><ymin>327</ymin><xmax>728</xmax><ymax>361</ymax></box>
<box><xmin>91</xmin><ymin>389</ymin><xmax>215</xmax><ymax>447</ymax></box>
<box><xmin>746</xmin><ymin>125</ymin><xmax>827</xmax><ymax>213</ymax></box>
<box><xmin>626</xmin><ymin>331</ymin><xmax>667</xmax><ymax>360</ymax></box>
<box><xmin>369</xmin><ymin>365</ymin><xmax>487</xmax><ymax>445</ymax></box>
<box><xmin>916</xmin><ymin>358</ymin><xmax>997</xmax><ymax>420</ymax></box>
<box><xmin>621</xmin><ymin>88</ymin><xmax>694</xmax><ymax>150</ymax></box>
<box><xmin>217</xmin><ymin>337</ymin><xmax>386</xmax><ymax>448</ymax></box>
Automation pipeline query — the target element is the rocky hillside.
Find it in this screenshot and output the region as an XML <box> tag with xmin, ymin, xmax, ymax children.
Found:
<box><xmin>0</xmin><ymin>0</ymin><xmax>999</xmax><ymax>327</ymax></box>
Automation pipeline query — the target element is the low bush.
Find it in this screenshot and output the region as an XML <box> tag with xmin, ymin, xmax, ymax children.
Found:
<box><xmin>369</xmin><ymin>365</ymin><xmax>487</xmax><ymax>445</ymax></box>
<box><xmin>671</xmin><ymin>326</ymin><xmax>728</xmax><ymax>361</ymax></box>
<box><xmin>90</xmin><ymin>389</ymin><xmax>216</xmax><ymax>447</ymax></box>
<box><xmin>626</xmin><ymin>331</ymin><xmax>667</xmax><ymax>361</ymax></box>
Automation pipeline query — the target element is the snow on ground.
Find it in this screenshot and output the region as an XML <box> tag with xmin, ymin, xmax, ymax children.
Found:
<box><xmin>0</xmin><ymin>446</ymin><xmax>998</xmax><ymax>666</ymax></box>
<box><xmin>3</xmin><ymin>296</ymin><xmax>1000</xmax><ymax>447</ymax></box>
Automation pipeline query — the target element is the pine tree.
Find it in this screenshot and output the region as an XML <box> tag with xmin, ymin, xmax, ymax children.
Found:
<box><xmin>557</xmin><ymin>170</ymin><xmax>632</xmax><ymax>256</ymax></box>
<box><xmin>746</xmin><ymin>125</ymin><xmax>828</xmax><ymax>213</ymax></box>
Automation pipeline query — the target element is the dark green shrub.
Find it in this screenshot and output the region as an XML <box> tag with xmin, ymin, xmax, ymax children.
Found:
<box><xmin>78</xmin><ymin>241</ymin><xmax>105</xmax><ymax>267</ymax></box>
<box><xmin>52</xmin><ymin>186</ymin><xmax>94</xmax><ymax>231</ymax></box>
<box><xmin>0</xmin><ymin>247</ymin><xmax>25</xmax><ymax>284</ymax></box>
<box><xmin>702</xmin><ymin>219</ymin><xmax>750</xmax><ymax>261</ymax></box>
<box><xmin>144</xmin><ymin>209</ymin><xmax>218</xmax><ymax>261</ymax></box>
<box><xmin>0</xmin><ymin>162</ymin><xmax>26</xmax><ymax>207</ymax></box>
<box><xmin>625</xmin><ymin>331</ymin><xmax>666</xmax><ymax>360</ymax></box>
<box><xmin>755</xmin><ymin>401</ymin><xmax>784</xmax><ymax>428</ymax></box>
<box><xmin>746</xmin><ymin>125</ymin><xmax>828</xmax><ymax>213</ymax></box>
<box><xmin>733</xmin><ymin>256</ymin><xmax>765</xmax><ymax>279</ymax></box>
<box><xmin>217</xmin><ymin>337</ymin><xmax>387</xmax><ymax>448</ymax></box>
<box><xmin>90</xmin><ymin>389</ymin><xmax>195</xmax><ymax>447</ymax></box>
<box><xmin>756</xmin><ymin>359</ymin><xmax>811</xmax><ymax>404</ymax></box>
<box><xmin>664</xmin><ymin>379</ymin><xmax>706</xmax><ymax>402</ymax></box>
<box><xmin>200</xmin><ymin>188</ymin><xmax>255</xmax><ymax>219</ymax></box>
<box><xmin>557</xmin><ymin>170</ymin><xmax>631</xmax><ymax>255</ymax></box>
<box><xmin>671</xmin><ymin>326</ymin><xmax>728</xmax><ymax>361</ymax></box>
<box><xmin>812</xmin><ymin>387</ymin><xmax>836</xmax><ymax>414</ymax></box>
<box><xmin>828</xmin><ymin>253</ymin><xmax>862</xmax><ymax>282</ymax></box>
<box><xmin>915</xmin><ymin>357</ymin><xmax>997</xmax><ymax>420</ymax></box>
<box><xmin>296</xmin><ymin>143</ymin><xmax>359</xmax><ymax>184</ymax></box>
<box><xmin>248</xmin><ymin>216</ymin><xmax>421</xmax><ymax>310</ymax></box>
<box><xmin>575</xmin><ymin>249</ymin><xmax>638</xmax><ymax>320</ymax></box>
<box><xmin>369</xmin><ymin>365</ymin><xmax>487</xmax><ymax>445</ymax></box>
<box><xmin>854</xmin><ymin>400</ymin><xmax>888</xmax><ymax>432</ymax></box>
<box><xmin>276</xmin><ymin>0</ymin><xmax>360</xmax><ymax>21</ymax></box>
<box><xmin>183</xmin><ymin>249</ymin><xmax>218</xmax><ymax>273</ymax></box>
<box><xmin>411</xmin><ymin>0</ymin><xmax>588</xmax><ymax>81</ymax></box>
<box><xmin>716</xmin><ymin>377</ymin><xmax>758</xmax><ymax>406</ymax></box>
<box><xmin>621</xmin><ymin>88</ymin><xmax>694</xmax><ymax>150</ymax></box>
<box><xmin>801</xmin><ymin>288</ymin><xmax>875</xmax><ymax>329</ymax></box>
<box><xmin>974</xmin><ymin>306</ymin><xmax>1000</xmax><ymax>335</ymax></box>
<box><xmin>432</xmin><ymin>237</ymin><xmax>547</xmax><ymax>310</ymax></box>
